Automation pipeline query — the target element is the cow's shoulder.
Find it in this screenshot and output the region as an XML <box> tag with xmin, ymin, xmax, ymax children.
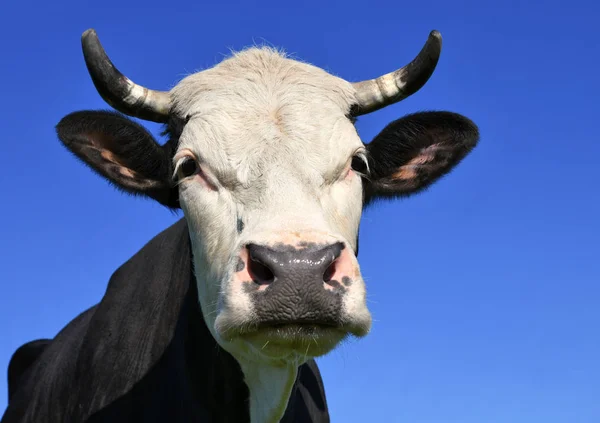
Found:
<box><xmin>2</xmin><ymin>218</ymin><xmax>191</xmax><ymax>423</ymax></box>
<box><xmin>7</xmin><ymin>339</ymin><xmax>51</xmax><ymax>401</ymax></box>
<box><xmin>2</xmin><ymin>305</ymin><xmax>98</xmax><ymax>422</ymax></box>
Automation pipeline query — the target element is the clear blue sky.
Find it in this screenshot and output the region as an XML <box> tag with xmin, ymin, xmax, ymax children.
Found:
<box><xmin>1</xmin><ymin>0</ymin><xmax>599</xmax><ymax>421</ymax></box>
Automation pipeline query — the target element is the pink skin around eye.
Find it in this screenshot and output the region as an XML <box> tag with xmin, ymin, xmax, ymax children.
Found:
<box><xmin>194</xmin><ymin>165</ymin><xmax>219</xmax><ymax>191</ymax></box>
<box><xmin>344</xmin><ymin>164</ymin><xmax>355</xmax><ymax>181</ymax></box>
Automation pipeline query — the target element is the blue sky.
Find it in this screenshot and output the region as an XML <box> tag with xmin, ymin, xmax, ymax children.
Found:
<box><xmin>1</xmin><ymin>0</ymin><xmax>599</xmax><ymax>421</ymax></box>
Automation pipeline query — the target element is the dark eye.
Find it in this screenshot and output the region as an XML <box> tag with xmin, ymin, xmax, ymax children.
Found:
<box><xmin>177</xmin><ymin>157</ymin><xmax>199</xmax><ymax>179</ymax></box>
<box><xmin>351</xmin><ymin>155</ymin><xmax>368</xmax><ymax>174</ymax></box>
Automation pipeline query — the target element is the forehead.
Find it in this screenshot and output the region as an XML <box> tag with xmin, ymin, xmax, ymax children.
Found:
<box><xmin>169</xmin><ymin>48</ymin><xmax>362</xmax><ymax>175</ymax></box>
<box><xmin>171</xmin><ymin>46</ymin><xmax>357</xmax><ymax>119</ymax></box>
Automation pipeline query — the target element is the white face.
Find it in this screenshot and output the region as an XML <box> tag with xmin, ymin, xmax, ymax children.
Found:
<box><xmin>170</xmin><ymin>47</ymin><xmax>372</xmax><ymax>365</ymax></box>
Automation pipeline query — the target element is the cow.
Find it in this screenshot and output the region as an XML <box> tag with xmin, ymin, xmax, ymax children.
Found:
<box><xmin>2</xmin><ymin>28</ymin><xmax>479</xmax><ymax>423</ymax></box>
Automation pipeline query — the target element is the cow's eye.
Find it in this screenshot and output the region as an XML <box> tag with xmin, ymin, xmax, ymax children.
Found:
<box><xmin>351</xmin><ymin>155</ymin><xmax>368</xmax><ymax>175</ymax></box>
<box><xmin>177</xmin><ymin>157</ymin><xmax>199</xmax><ymax>179</ymax></box>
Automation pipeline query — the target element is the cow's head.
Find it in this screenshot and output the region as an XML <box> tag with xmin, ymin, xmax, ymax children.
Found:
<box><xmin>57</xmin><ymin>30</ymin><xmax>478</xmax><ymax>366</ymax></box>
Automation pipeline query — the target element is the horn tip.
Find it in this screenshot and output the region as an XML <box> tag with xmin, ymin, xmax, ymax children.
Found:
<box><xmin>82</xmin><ymin>28</ymin><xmax>97</xmax><ymax>41</ymax></box>
<box><xmin>429</xmin><ymin>30</ymin><xmax>442</xmax><ymax>42</ymax></box>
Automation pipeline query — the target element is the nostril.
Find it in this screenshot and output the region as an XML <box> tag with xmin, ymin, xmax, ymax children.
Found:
<box><xmin>248</xmin><ymin>258</ymin><xmax>274</xmax><ymax>285</ymax></box>
<box><xmin>323</xmin><ymin>260</ymin><xmax>337</xmax><ymax>284</ymax></box>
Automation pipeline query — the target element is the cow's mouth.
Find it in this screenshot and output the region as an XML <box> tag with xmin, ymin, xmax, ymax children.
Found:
<box><xmin>244</xmin><ymin>321</ymin><xmax>342</xmax><ymax>338</ymax></box>
<box><xmin>256</xmin><ymin>322</ymin><xmax>341</xmax><ymax>337</ymax></box>
<box><xmin>231</xmin><ymin>322</ymin><xmax>348</xmax><ymax>358</ymax></box>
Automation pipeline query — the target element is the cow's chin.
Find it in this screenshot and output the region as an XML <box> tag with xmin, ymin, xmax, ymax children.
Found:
<box><xmin>217</xmin><ymin>323</ymin><xmax>348</xmax><ymax>362</ymax></box>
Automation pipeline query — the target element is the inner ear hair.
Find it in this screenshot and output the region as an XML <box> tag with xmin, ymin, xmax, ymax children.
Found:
<box><xmin>56</xmin><ymin>110</ymin><xmax>179</xmax><ymax>208</ymax></box>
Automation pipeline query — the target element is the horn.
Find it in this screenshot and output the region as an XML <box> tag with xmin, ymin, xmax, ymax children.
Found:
<box><xmin>351</xmin><ymin>30</ymin><xmax>443</xmax><ymax>116</ymax></box>
<box><xmin>81</xmin><ymin>29</ymin><xmax>170</xmax><ymax>123</ymax></box>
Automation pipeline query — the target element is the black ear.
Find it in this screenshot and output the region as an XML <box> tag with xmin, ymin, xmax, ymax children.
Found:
<box><xmin>364</xmin><ymin>111</ymin><xmax>479</xmax><ymax>203</ymax></box>
<box><xmin>56</xmin><ymin>110</ymin><xmax>179</xmax><ymax>208</ymax></box>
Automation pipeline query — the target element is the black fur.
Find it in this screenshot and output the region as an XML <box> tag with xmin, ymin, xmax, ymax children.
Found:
<box><xmin>6</xmin><ymin>340</ymin><xmax>51</xmax><ymax>402</ymax></box>
<box><xmin>1</xmin><ymin>220</ymin><xmax>330</xmax><ymax>423</ymax></box>
<box><xmin>363</xmin><ymin>111</ymin><xmax>479</xmax><ymax>205</ymax></box>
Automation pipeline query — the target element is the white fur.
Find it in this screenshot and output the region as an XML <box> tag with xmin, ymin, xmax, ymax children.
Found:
<box><xmin>172</xmin><ymin>47</ymin><xmax>372</xmax><ymax>422</ymax></box>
